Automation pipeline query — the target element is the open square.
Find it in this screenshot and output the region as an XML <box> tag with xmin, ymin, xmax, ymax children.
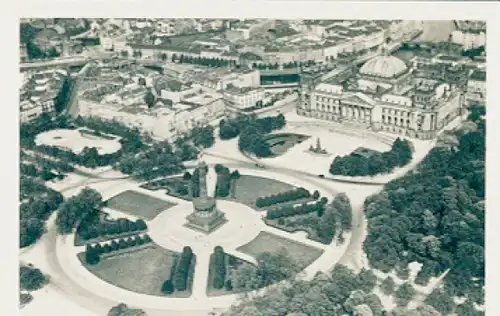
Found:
<box><xmin>34</xmin><ymin>128</ymin><xmax>122</xmax><ymax>155</ymax></box>
<box><xmin>237</xmin><ymin>231</ymin><xmax>324</xmax><ymax>269</ymax></box>
<box><xmin>106</xmin><ymin>190</ymin><xmax>177</xmax><ymax>220</ymax></box>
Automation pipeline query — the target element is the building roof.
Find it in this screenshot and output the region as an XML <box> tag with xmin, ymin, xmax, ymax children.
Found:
<box><xmin>359</xmin><ymin>55</ymin><xmax>408</xmax><ymax>79</ymax></box>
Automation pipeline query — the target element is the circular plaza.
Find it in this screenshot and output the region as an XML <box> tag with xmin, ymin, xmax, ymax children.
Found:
<box><xmin>53</xmin><ymin>165</ymin><xmax>350</xmax><ymax>312</ymax></box>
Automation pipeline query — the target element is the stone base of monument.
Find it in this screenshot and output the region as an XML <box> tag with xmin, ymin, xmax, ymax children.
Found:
<box><xmin>184</xmin><ymin>210</ymin><xmax>228</xmax><ymax>234</ymax></box>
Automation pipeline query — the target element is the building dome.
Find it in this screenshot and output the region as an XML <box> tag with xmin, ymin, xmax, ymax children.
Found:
<box><xmin>359</xmin><ymin>55</ymin><xmax>408</xmax><ymax>79</ymax></box>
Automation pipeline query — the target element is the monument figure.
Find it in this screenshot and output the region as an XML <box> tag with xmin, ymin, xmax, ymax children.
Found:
<box><xmin>309</xmin><ymin>137</ymin><xmax>328</xmax><ymax>155</ymax></box>
<box><xmin>185</xmin><ymin>161</ymin><xmax>227</xmax><ymax>233</ymax></box>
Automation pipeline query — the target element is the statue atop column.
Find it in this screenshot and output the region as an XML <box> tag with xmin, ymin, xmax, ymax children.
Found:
<box><xmin>185</xmin><ymin>161</ymin><xmax>227</xmax><ymax>233</ymax></box>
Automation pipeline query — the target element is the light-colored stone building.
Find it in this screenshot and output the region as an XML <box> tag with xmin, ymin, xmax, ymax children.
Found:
<box><xmin>298</xmin><ymin>53</ymin><xmax>465</xmax><ymax>140</ymax></box>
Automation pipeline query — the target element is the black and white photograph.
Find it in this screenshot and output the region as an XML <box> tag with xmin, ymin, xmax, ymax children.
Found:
<box><xmin>14</xmin><ymin>9</ymin><xmax>491</xmax><ymax>316</ymax></box>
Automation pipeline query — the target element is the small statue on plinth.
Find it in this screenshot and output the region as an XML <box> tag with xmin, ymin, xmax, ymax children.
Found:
<box><xmin>309</xmin><ymin>137</ymin><xmax>328</xmax><ymax>155</ymax></box>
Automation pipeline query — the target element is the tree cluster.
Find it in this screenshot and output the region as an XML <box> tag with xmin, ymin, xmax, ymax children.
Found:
<box><xmin>78</xmin><ymin>216</ymin><xmax>148</xmax><ymax>242</ymax></box>
<box><xmin>256</xmin><ymin>187</ymin><xmax>311</xmax><ymax>208</ymax></box>
<box><xmin>56</xmin><ymin>188</ymin><xmax>104</xmax><ymax>234</ymax></box>
<box><xmin>212</xmin><ymin>246</ymin><xmax>227</xmax><ymax>289</ymax></box>
<box><xmin>84</xmin><ymin>235</ymin><xmax>152</xmax><ymax>265</ymax></box>
<box><xmin>189</xmin><ymin>125</ymin><xmax>215</xmax><ymax>149</ymax></box>
<box><xmin>19</xmin><ymin>264</ymin><xmax>48</xmax><ymax>291</ymax></box>
<box><xmin>219</xmin><ymin>113</ymin><xmax>286</xmax><ymax>150</ymax></box>
<box><xmin>232</xmin><ymin>249</ymin><xmax>299</xmax><ymax>292</ymax></box>
<box><xmin>329</xmin><ymin>138</ymin><xmax>413</xmax><ymax>177</ymax></box>
<box><xmin>363</xmin><ymin>107</ymin><xmax>485</xmax><ymax>304</ymax></box>
<box><xmin>116</xmin><ymin>140</ymin><xmax>186</xmax><ymax>181</ymax></box>
<box><xmin>171</xmin><ymin>53</ymin><xmax>237</xmax><ymax>68</ymax></box>
<box><xmin>173</xmin><ymin>246</ymin><xmax>194</xmax><ymax>291</ymax></box>
<box><xmin>266</xmin><ymin>199</ymin><xmax>327</xmax><ymax>220</ymax></box>
<box><xmin>226</xmin><ymin>264</ymin><xmax>386</xmax><ymax>316</ymax></box>
<box><xmin>20</xmin><ymin>187</ymin><xmax>64</xmax><ymax>248</ymax></box>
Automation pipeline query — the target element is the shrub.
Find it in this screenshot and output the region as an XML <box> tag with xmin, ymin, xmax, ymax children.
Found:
<box><xmin>161</xmin><ymin>279</ymin><xmax>174</xmax><ymax>294</ymax></box>
<box><xmin>143</xmin><ymin>234</ymin><xmax>152</xmax><ymax>243</ymax></box>
<box><xmin>118</xmin><ymin>239</ymin><xmax>128</xmax><ymax>249</ymax></box>
<box><xmin>225</xmin><ymin>279</ymin><xmax>233</xmax><ymax>291</ymax></box>
<box><xmin>313</xmin><ymin>190</ymin><xmax>320</xmax><ymax>199</ymax></box>
<box><xmin>85</xmin><ymin>251</ymin><xmax>100</xmax><ymax>265</ymax></box>
<box><xmin>213</xmin><ymin>247</ymin><xmax>226</xmax><ymax>289</ymax></box>
<box><xmin>19</xmin><ymin>265</ymin><xmax>47</xmax><ymax>291</ymax></box>
<box><xmin>110</xmin><ymin>240</ymin><xmax>120</xmax><ymax>251</ymax></box>
<box><xmin>102</xmin><ymin>244</ymin><xmax>113</xmax><ymax>253</ymax></box>
<box><xmin>256</xmin><ymin>188</ymin><xmax>311</xmax><ymax>208</ymax></box>
<box><xmin>183</xmin><ymin>171</ymin><xmax>192</xmax><ymax>181</ymax></box>
<box><xmin>266</xmin><ymin>201</ymin><xmax>325</xmax><ymax>220</ymax></box>
<box><xmin>173</xmin><ymin>246</ymin><xmax>194</xmax><ymax>291</ymax></box>
<box><xmin>135</xmin><ymin>219</ymin><xmax>147</xmax><ymax>231</ymax></box>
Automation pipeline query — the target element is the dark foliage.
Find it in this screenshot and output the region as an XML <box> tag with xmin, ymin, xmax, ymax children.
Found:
<box><xmin>330</xmin><ymin>138</ymin><xmax>413</xmax><ymax>176</ymax></box>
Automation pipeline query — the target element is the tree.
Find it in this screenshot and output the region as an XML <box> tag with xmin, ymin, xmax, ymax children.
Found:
<box><xmin>19</xmin><ymin>265</ymin><xmax>48</xmax><ymax>291</ymax></box>
<box><xmin>395</xmin><ymin>283</ymin><xmax>416</xmax><ymax>307</ymax></box>
<box><xmin>312</xmin><ymin>190</ymin><xmax>320</xmax><ymax>200</ymax></box>
<box><xmin>161</xmin><ymin>279</ymin><xmax>174</xmax><ymax>294</ymax></box>
<box><xmin>144</xmin><ymin>90</ymin><xmax>156</xmax><ymax>108</ymax></box>
<box><xmin>425</xmin><ymin>289</ymin><xmax>456</xmax><ymax>315</ymax></box>
<box><xmin>381</xmin><ymin>276</ymin><xmax>396</xmax><ymax>295</ymax></box>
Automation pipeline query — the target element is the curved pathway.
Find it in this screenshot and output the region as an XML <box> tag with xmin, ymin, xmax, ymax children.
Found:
<box><xmin>32</xmin><ymin>165</ymin><xmax>347</xmax><ymax>315</ymax></box>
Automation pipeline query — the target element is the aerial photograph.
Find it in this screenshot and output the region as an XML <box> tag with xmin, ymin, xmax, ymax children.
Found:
<box><xmin>19</xmin><ymin>19</ymin><xmax>485</xmax><ymax>316</ymax></box>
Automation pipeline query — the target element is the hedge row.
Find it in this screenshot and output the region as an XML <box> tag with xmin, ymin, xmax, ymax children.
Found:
<box><xmin>215</xmin><ymin>165</ymin><xmax>232</xmax><ymax>198</ymax></box>
<box><xmin>213</xmin><ymin>246</ymin><xmax>227</xmax><ymax>289</ymax></box>
<box><xmin>173</xmin><ymin>246</ymin><xmax>194</xmax><ymax>291</ymax></box>
<box><xmin>79</xmin><ymin>218</ymin><xmax>148</xmax><ymax>241</ymax></box>
<box><xmin>266</xmin><ymin>199</ymin><xmax>328</xmax><ymax>220</ymax></box>
<box><xmin>84</xmin><ymin>234</ymin><xmax>152</xmax><ymax>265</ymax></box>
<box><xmin>256</xmin><ymin>188</ymin><xmax>311</xmax><ymax>208</ymax></box>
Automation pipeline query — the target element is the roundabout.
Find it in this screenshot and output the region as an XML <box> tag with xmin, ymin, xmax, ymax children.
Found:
<box><xmin>40</xmin><ymin>163</ymin><xmax>353</xmax><ymax>314</ymax></box>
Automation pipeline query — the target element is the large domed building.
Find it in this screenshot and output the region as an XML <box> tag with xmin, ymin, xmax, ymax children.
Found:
<box><xmin>359</xmin><ymin>55</ymin><xmax>408</xmax><ymax>79</ymax></box>
<box><xmin>297</xmin><ymin>49</ymin><xmax>465</xmax><ymax>140</ymax></box>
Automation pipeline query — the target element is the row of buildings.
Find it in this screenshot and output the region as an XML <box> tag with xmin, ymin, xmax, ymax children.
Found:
<box><xmin>20</xmin><ymin>69</ymin><xmax>70</xmax><ymax>123</ymax></box>
<box><xmin>120</xmin><ymin>20</ymin><xmax>424</xmax><ymax>67</ymax></box>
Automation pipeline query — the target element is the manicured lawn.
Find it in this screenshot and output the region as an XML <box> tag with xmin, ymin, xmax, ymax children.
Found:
<box><xmin>78</xmin><ymin>244</ymin><xmax>193</xmax><ymax>297</ymax></box>
<box><xmin>105</xmin><ymin>190</ymin><xmax>176</xmax><ymax>220</ymax></box>
<box><xmin>237</xmin><ymin>231</ymin><xmax>324</xmax><ymax>269</ymax></box>
<box><xmin>264</xmin><ymin>133</ymin><xmax>310</xmax><ymax>157</ymax></box>
<box><xmin>230</xmin><ymin>175</ymin><xmax>297</xmax><ymax>207</ymax></box>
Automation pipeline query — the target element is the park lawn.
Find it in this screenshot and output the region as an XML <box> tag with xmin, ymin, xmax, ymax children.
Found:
<box><xmin>237</xmin><ymin>231</ymin><xmax>324</xmax><ymax>270</ymax></box>
<box><xmin>230</xmin><ymin>175</ymin><xmax>297</xmax><ymax>207</ymax></box>
<box><xmin>78</xmin><ymin>244</ymin><xmax>186</xmax><ymax>297</ymax></box>
<box><xmin>105</xmin><ymin>190</ymin><xmax>176</xmax><ymax>220</ymax></box>
<box><xmin>206</xmin><ymin>253</ymin><xmax>253</xmax><ymax>297</ymax></box>
<box><xmin>264</xmin><ymin>133</ymin><xmax>310</xmax><ymax>157</ymax></box>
